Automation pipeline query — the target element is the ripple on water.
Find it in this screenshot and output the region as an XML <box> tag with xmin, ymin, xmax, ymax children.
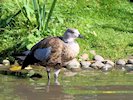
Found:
<box><xmin>0</xmin><ymin>71</ymin><xmax>133</xmax><ymax>100</ymax></box>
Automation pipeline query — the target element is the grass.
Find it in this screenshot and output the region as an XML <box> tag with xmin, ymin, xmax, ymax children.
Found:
<box><xmin>0</xmin><ymin>0</ymin><xmax>133</xmax><ymax>62</ymax></box>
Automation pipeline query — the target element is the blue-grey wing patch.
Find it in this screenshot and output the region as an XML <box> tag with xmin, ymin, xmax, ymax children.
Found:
<box><xmin>34</xmin><ymin>47</ymin><xmax>52</xmax><ymax>61</ymax></box>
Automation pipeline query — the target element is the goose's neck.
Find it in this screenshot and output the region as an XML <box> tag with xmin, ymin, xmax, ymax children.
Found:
<box><xmin>62</xmin><ymin>37</ymin><xmax>75</xmax><ymax>43</ymax></box>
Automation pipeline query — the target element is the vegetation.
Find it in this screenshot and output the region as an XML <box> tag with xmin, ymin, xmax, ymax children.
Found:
<box><xmin>0</xmin><ymin>0</ymin><xmax>133</xmax><ymax>62</ymax></box>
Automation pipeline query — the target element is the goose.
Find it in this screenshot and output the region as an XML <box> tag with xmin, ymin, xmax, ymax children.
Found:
<box><xmin>21</xmin><ymin>28</ymin><xmax>83</xmax><ymax>84</ymax></box>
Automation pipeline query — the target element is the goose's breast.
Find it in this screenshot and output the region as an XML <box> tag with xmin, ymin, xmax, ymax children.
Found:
<box><xmin>62</xmin><ymin>42</ymin><xmax>79</xmax><ymax>61</ymax></box>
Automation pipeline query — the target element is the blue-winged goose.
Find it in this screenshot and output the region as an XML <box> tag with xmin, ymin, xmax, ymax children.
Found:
<box><xmin>21</xmin><ymin>28</ymin><xmax>83</xmax><ymax>83</ymax></box>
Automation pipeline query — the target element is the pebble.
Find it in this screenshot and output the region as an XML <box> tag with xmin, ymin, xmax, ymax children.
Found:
<box><xmin>125</xmin><ymin>64</ymin><xmax>133</xmax><ymax>72</ymax></box>
<box><xmin>90</xmin><ymin>61</ymin><xmax>104</xmax><ymax>69</ymax></box>
<box><xmin>105</xmin><ymin>60</ymin><xmax>115</xmax><ymax>66</ymax></box>
<box><xmin>2</xmin><ymin>59</ymin><xmax>10</xmax><ymax>66</ymax></box>
<box><xmin>94</xmin><ymin>55</ymin><xmax>104</xmax><ymax>62</ymax></box>
<box><xmin>0</xmin><ymin>64</ymin><xmax>3</xmax><ymax>67</ymax></box>
<box><xmin>89</xmin><ymin>50</ymin><xmax>96</xmax><ymax>55</ymax></box>
<box><xmin>80</xmin><ymin>53</ymin><xmax>89</xmax><ymax>61</ymax></box>
<box><xmin>66</xmin><ymin>59</ymin><xmax>80</xmax><ymax>70</ymax></box>
<box><xmin>115</xmin><ymin>65</ymin><xmax>125</xmax><ymax>70</ymax></box>
<box><xmin>102</xmin><ymin>64</ymin><xmax>113</xmax><ymax>71</ymax></box>
<box><xmin>116</xmin><ymin>59</ymin><xmax>126</xmax><ymax>65</ymax></box>
<box><xmin>80</xmin><ymin>61</ymin><xmax>91</xmax><ymax>69</ymax></box>
<box><xmin>127</xmin><ymin>59</ymin><xmax>133</xmax><ymax>64</ymax></box>
<box><xmin>25</xmin><ymin>65</ymin><xmax>33</xmax><ymax>70</ymax></box>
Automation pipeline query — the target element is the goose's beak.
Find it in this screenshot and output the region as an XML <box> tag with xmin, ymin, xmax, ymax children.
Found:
<box><xmin>78</xmin><ymin>34</ymin><xmax>84</xmax><ymax>38</ymax></box>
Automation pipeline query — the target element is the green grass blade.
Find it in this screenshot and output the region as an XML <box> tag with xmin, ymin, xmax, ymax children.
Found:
<box><xmin>0</xmin><ymin>9</ymin><xmax>22</xmax><ymax>28</ymax></box>
<box><xmin>15</xmin><ymin>0</ymin><xmax>31</xmax><ymax>24</ymax></box>
<box><xmin>44</xmin><ymin>0</ymin><xmax>57</xmax><ymax>31</ymax></box>
<box><xmin>42</xmin><ymin>4</ymin><xmax>46</xmax><ymax>30</ymax></box>
<box><xmin>32</xmin><ymin>0</ymin><xmax>40</xmax><ymax>28</ymax></box>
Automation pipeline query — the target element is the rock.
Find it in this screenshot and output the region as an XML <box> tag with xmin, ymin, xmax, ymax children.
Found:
<box><xmin>125</xmin><ymin>64</ymin><xmax>133</xmax><ymax>72</ymax></box>
<box><xmin>66</xmin><ymin>59</ymin><xmax>80</xmax><ymax>70</ymax></box>
<box><xmin>128</xmin><ymin>55</ymin><xmax>133</xmax><ymax>59</ymax></box>
<box><xmin>80</xmin><ymin>61</ymin><xmax>91</xmax><ymax>69</ymax></box>
<box><xmin>80</xmin><ymin>53</ymin><xmax>89</xmax><ymax>61</ymax></box>
<box><xmin>127</xmin><ymin>59</ymin><xmax>133</xmax><ymax>64</ymax></box>
<box><xmin>93</xmin><ymin>55</ymin><xmax>104</xmax><ymax>62</ymax></box>
<box><xmin>102</xmin><ymin>64</ymin><xmax>113</xmax><ymax>71</ymax></box>
<box><xmin>104</xmin><ymin>60</ymin><xmax>115</xmax><ymax>66</ymax></box>
<box><xmin>2</xmin><ymin>59</ymin><xmax>10</xmax><ymax>66</ymax></box>
<box><xmin>116</xmin><ymin>59</ymin><xmax>126</xmax><ymax>65</ymax></box>
<box><xmin>90</xmin><ymin>61</ymin><xmax>104</xmax><ymax>69</ymax></box>
<box><xmin>89</xmin><ymin>50</ymin><xmax>96</xmax><ymax>55</ymax></box>
<box><xmin>115</xmin><ymin>65</ymin><xmax>125</xmax><ymax>71</ymax></box>
<box><xmin>0</xmin><ymin>64</ymin><xmax>3</xmax><ymax>67</ymax></box>
<box><xmin>25</xmin><ymin>65</ymin><xmax>33</xmax><ymax>70</ymax></box>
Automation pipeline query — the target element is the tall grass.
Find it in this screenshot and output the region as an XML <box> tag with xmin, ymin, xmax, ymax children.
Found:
<box><xmin>14</xmin><ymin>0</ymin><xmax>57</xmax><ymax>49</ymax></box>
<box><xmin>15</xmin><ymin>0</ymin><xmax>57</xmax><ymax>33</ymax></box>
<box><xmin>0</xmin><ymin>0</ymin><xmax>57</xmax><ymax>61</ymax></box>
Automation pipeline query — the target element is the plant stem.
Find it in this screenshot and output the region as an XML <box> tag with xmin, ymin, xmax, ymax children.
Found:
<box><xmin>44</xmin><ymin>0</ymin><xmax>57</xmax><ymax>32</ymax></box>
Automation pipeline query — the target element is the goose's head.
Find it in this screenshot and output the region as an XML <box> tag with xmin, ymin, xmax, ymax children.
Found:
<box><xmin>63</xmin><ymin>28</ymin><xmax>83</xmax><ymax>43</ymax></box>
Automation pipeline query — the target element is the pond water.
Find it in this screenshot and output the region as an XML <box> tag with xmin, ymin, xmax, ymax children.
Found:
<box><xmin>0</xmin><ymin>70</ymin><xmax>133</xmax><ymax>100</ymax></box>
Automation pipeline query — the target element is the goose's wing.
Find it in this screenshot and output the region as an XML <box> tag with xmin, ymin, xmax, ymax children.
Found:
<box><xmin>34</xmin><ymin>47</ymin><xmax>52</xmax><ymax>61</ymax></box>
<box><xmin>22</xmin><ymin>37</ymin><xmax>64</xmax><ymax>69</ymax></box>
<box><xmin>32</xmin><ymin>37</ymin><xmax>64</xmax><ymax>64</ymax></box>
<box><xmin>27</xmin><ymin>37</ymin><xmax>52</xmax><ymax>61</ymax></box>
<box><xmin>30</xmin><ymin>37</ymin><xmax>51</xmax><ymax>52</ymax></box>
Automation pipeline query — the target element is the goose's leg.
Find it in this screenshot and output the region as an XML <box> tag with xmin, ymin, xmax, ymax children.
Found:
<box><xmin>46</xmin><ymin>67</ymin><xmax>51</xmax><ymax>85</ymax></box>
<box><xmin>54</xmin><ymin>69</ymin><xmax>61</xmax><ymax>85</ymax></box>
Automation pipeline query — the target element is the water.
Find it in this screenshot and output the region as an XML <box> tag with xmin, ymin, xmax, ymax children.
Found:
<box><xmin>0</xmin><ymin>70</ymin><xmax>133</xmax><ymax>100</ymax></box>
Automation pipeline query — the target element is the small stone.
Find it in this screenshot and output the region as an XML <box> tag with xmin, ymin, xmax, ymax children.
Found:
<box><xmin>102</xmin><ymin>64</ymin><xmax>113</xmax><ymax>71</ymax></box>
<box><xmin>0</xmin><ymin>64</ymin><xmax>3</xmax><ymax>67</ymax></box>
<box><xmin>80</xmin><ymin>61</ymin><xmax>91</xmax><ymax>69</ymax></box>
<box><xmin>116</xmin><ymin>59</ymin><xmax>126</xmax><ymax>65</ymax></box>
<box><xmin>127</xmin><ymin>59</ymin><xmax>133</xmax><ymax>64</ymax></box>
<box><xmin>104</xmin><ymin>60</ymin><xmax>115</xmax><ymax>66</ymax></box>
<box><xmin>66</xmin><ymin>59</ymin><xmax>80</xmax><ymax>70</ymax></box>
<box><xmin>89</xmin><ymin>50</ymin><xmax>96</xmax><ymax>55</ymax></box>
<box><xmin>90</xmin><ymin>61</ymin><xmax>104</xmax><ymax>69</ymax></box>
<box><xmin>94</xmin><ymin>55</ymin><xmax>104</xmax><ymax>62</ymax></box>
<box><xmin>80</xmin><ymin>53</ymin><xmax>89</xmax><ymax>61</ymax></box>
<box><xmin>115</xmin><ymin>65</ymin><xmax>125</xmax><ymax>70</ymax></box>
<box><xmin>2</xmin><ymin>59</ymin><xmax>10</xmax><ymax>66</ymax></box>
<box><xmin>125</xmin><ymin>64</ymin><xmax>133</xmax><ymax>72</ymax></box>
<box><xmin>25</xmin><ymin>65</ymin><xmax>33</xmax><ymax>70</ymax></box>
